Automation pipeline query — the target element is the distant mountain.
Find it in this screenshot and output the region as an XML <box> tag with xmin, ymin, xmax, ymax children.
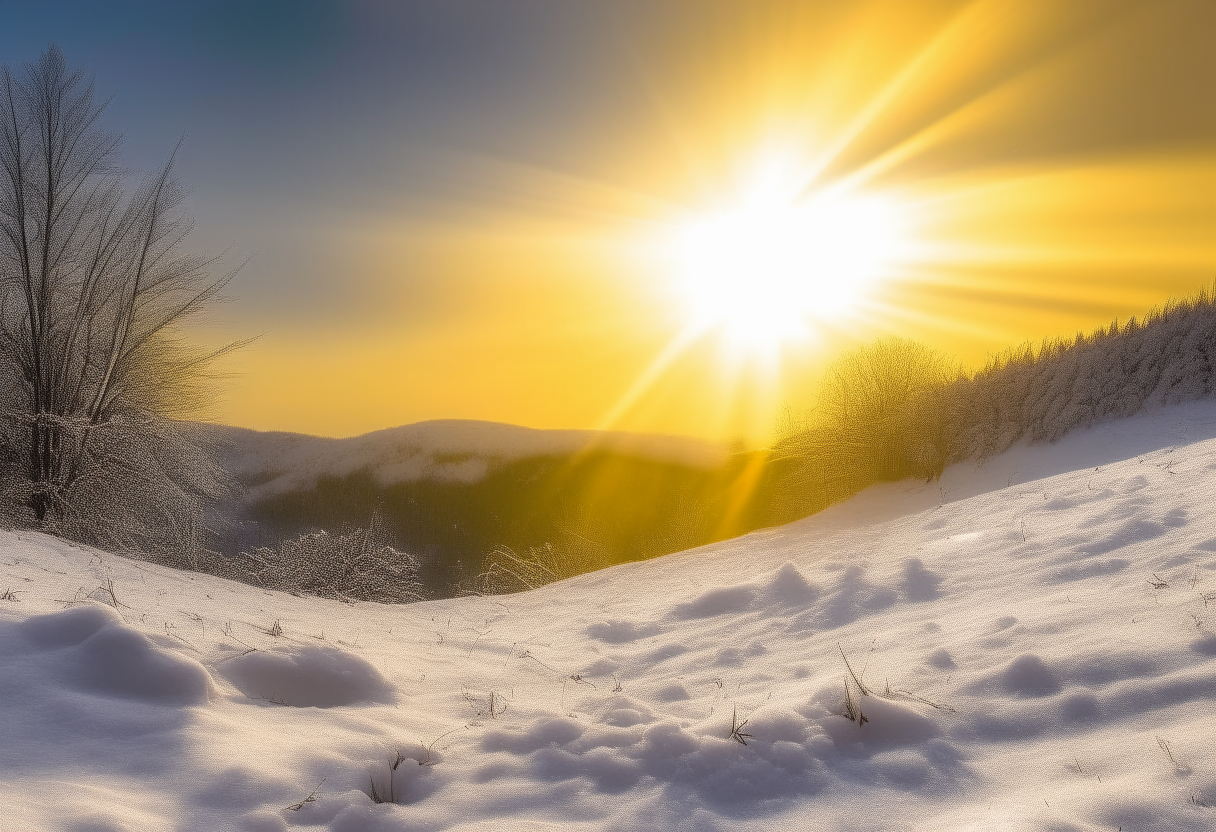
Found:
<box><xmin>205</xmin><ymin>420</ymin><xmax>762</xmax><ymax>596</ymax></box>
<box><xmin>210</xmin><ymin>419</ymin><xmax>731</xmax><ymax>501</ymax></box>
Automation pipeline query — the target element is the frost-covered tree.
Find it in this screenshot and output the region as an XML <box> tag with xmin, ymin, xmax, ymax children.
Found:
<box><xmin>0</xmin><ymin>46</ymin><xmax>245</xmax><ymax>553</ymax></box>
<box><xmin>775</xmin><ymin>338</ymin><xmax>959</xmax><ymax>509</ymax></box>
<box><xmin>770</xmin><ymin>286</ymin><xmax>1216</xmax><ymax>524</ymax></box>
<box><xmin>945</xmin><ymin>284</ymin><xmax>1216</xmax><ymax>462</ymax></box>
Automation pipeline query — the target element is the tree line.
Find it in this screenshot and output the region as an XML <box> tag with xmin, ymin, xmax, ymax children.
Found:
<box><xmin>772</xmin><ymin>285</ymin><xmax>1216</xmax><ymax>520</ymax></box>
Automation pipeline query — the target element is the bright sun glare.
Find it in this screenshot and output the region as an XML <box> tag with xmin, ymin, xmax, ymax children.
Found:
<box><xmin>667</xmin><ymin>161</ymin><xmax>908</xmax><ymax>355</ymax></box>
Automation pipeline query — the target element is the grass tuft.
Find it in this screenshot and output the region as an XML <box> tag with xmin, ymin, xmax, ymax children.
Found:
<box><xmin>839</xmin><ymin>645</ymin><xmax>871</xmax><ymax>724</ymax></box>
<box><xmin>839</xmin><ymin>644</ymin><xmax>871</xmax><ymax>696</ymax></box>
<box><xmin>87</xmin><ymin>577</ymin><xmax>122</xmax><ymax>608</ymax></box>
<box><xmin>369</xmin><ymin>751</ymin><xmax>408</xmax><ymax>804</ymax></box>
<box><xmin>842</xmin><ymin>678</ymin><xmax>869</xmax><ymax>725</ymax></box>
<box><xmin>728</xmin><ymin>705</ymin><xmax>753</xmax><ymax>745</ymax></box>
<box><xmin>285</xmin><ymin>779</ymin><xmax>325</xmax><ymax>811</ymax></box>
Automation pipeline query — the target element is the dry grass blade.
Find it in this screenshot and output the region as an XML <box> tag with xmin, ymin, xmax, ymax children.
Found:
<box><xmin>419</xmin><ymin>727</ymin><xmax>463</xmax><ymax>767</ymax></box>
<box><xmin>729</xmin><ymin>705</ymin><xmax>753</xmax><ymax>745</ymax></box>
<box><xmin>886</xmin><ymin>687</ymin><xmax>957</xmax><ymax>713</ymax></box>
<box><xmin>488</xmin><ymin>690</ymin><xmax>507</xmax><ymax>720</ymax></box>
<box><xmin>87</xmin><ymin>578</ymin><xmax>123</xmax><ymax>608</ymax></box>
<box><xmin>461</xmin><ymin>686</ymin><xmax>509</xmax><ymax>721</ymax></box>
<box><xmin>568</xmin><ymin>673</ymin><xmax>595</xmax><ymax>688</ymax></box>
<box><xmin>369</xmin><ymin>751</ymin><xmax>408</xmax><ymax>804</ymax></box>
<box><xmin>1156</xmin><ymin>736</ymin><xmax>1187</xmax><ymax>773</ymax></box>
<box><xmin>389</xmin><ymin>750</ymin><xmax>405</xmax><ymax>803</ymax></box>
<box><xmin>285</xmin><ymin>778</ymin><xmax>325</xmax><ymax>811</ymax></box>
<box><xmin>839</xmin><ymin>644</ymin><xmax>871</xmax><ymax>696</ymax></box>
<box><xmin>842</xmin><ymin>678</ymin><xmax>869</xmax><ymax>724</ymax></box>
<box><xmin>517</xmin><ymin>648</ymin><xmax>560</xmax><ymax>677</ymax></box>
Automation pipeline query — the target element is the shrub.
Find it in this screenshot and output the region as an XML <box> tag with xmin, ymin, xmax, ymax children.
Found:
<box><xmin>773</xmin><ymin>338</ymin><xmax>959</xmax><ymax>514</ymax></box>
<box><xmin>945</xmin><ymin>282</ymin><xmax>1216</xmax><ymax>461</ymax></box>
<box><xmin>472</xmin><ymin>542</ymin><xmax>585</xmax><ymax>595</ymax></box>
<box><xmin>228</xmin><ymin>511</ymin><xmax>423</xmax><ymax>604</ymax></box>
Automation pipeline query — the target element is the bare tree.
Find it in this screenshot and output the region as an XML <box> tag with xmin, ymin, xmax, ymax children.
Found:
<box><xmin>0</xmin><ymin>46</ymin><xmax>247</xmax><ymax>553</ymax></box>
<box><xmin>773</xmin><ymin>338</ymin><xmax>959</xmax><ymax>514</ymax></box>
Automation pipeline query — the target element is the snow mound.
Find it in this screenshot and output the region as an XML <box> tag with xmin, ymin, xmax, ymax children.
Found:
<box><xmin>20</xmin><ymin>601</ymin><xmax>116</xmax><ymax>646</ymax></box>
<box><xmin>584</xmin><ymin>619</ymin><xmax>663</xmax><ymax>643</ymax></box>
<box><xmin>668</xmin><ymin>562</ymin><xmax>817</xmax><ymax>620</ymax></box>
<box><xmin>810</xmin><ymin>690</ymin><xmax>943</xmax><ymax>748</ymax></box>
<box><xmin>670</xmin><ymin>585</ymin><xmax>756</xmax><ymax>619</ymax></box>
<box><xmin>901</xmin><ymin>557</ymin><xmax>944</xmax><ymax>601</ymax></box>
<box><xmin>999</xmin><ymin>653</ymin><xmax>1061</xmax><ymax>697</ymax></box>
<box><xmin>12</xmin><ymin>603</ymin><xmax>212</xmax><ymax>705</ymax></box>
<box><xmin>761</xmin><ymin>561</ymin><xmax>818</xmax><ymax>605</ymax></box>
<box><xmin>218</xmin><ymin>644</ymin><xmax>395</xmax><ymax>707</ymax></box>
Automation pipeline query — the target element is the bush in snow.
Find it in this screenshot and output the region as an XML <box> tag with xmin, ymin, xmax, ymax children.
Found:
<box><xmin>772</xmin><ymin>338</ymin><xmax>960</xmax><ymax>516</ymax></box>
<box><xmin>472</xmin><ymin>540</ymin><xmax>598</xmax><ymax>595</ymax></box>
<box><xmin>229</xmin><ymin>511</ymin><xmax>424</xmax><ymax>604</ymax></box>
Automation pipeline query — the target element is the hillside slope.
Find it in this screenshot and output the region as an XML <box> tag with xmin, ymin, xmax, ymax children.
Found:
<box><xmin>3</xmin><ymin>400</ymin><xmax>1216</xmax><ymax>831</ymax></box>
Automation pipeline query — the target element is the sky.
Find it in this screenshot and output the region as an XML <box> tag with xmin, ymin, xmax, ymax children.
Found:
<box><xmin>3</xmin><ymin>0</ymin><xmax>1215</xmax><ymax>444</ymax></box>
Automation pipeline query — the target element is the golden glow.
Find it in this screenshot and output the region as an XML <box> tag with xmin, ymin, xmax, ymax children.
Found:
<box><xmin>206</xmin><ymin>1</ymin><xmax>1216</xmax><ymax>445</ymax></box>
<box><xmin>664</xmin><ymin>157</ymin><xmax>909</xmax><ymax>355</ymax></box>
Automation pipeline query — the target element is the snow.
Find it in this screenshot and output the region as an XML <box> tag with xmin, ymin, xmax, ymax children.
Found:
<box><xmin>4</xmin><ymin>400</ymin><xmax>1216</xmax><ymax>831</ymax></box>
<box><xmin>213</xmin><ymin>419</ymin><xmax>729</xmax><ymax>500</ymax></box>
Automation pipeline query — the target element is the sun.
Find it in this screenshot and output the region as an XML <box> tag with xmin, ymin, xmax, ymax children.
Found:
<box><xmin>665</xmin><ymin>165</ymin><xmax>908</xmax><ymax>355</ymax></box>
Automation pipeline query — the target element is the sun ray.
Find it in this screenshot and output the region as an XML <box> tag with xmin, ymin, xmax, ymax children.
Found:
<box><xmin>595</xmin><ymin>322</ymin><xmax>706</xmax><ymax>433</ymax></box>
<box><xmin>795</xmin><ymin>0</ymin><xmax>991</xmax><ymax>193</ymax></box>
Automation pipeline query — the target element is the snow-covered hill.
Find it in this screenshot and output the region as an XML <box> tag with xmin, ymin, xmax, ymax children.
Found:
<box><xmin>212</xmin><ymin>420</ymin><xmax>729</xmax><ymax>501</ymax></box>
<box><xmin>3</xmin><ymin>401</ymin><xmax>1216</xmax><ymax>831</ymax></box>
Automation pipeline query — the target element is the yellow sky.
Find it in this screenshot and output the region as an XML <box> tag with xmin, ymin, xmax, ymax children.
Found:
<box><xmin>208</xmin><ymin>0</ymin><xmax>1216</xmax><ymax>445</ymax></box>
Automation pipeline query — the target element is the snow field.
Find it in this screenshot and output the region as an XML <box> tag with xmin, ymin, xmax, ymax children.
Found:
<box><xmin>2</xmin><ymin>401</ymin><xmax>1216</xmax><ymax>831</ymax></box>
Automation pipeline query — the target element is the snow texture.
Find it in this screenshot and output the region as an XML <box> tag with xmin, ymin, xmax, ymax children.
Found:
<box><xmin>3</xmin><ymin>399</ymin><xmax>1216</xmax><ymax>830</ymax></box>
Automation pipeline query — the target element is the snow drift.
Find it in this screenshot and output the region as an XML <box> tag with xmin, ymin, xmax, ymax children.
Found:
<box><xmin>2</xmin><ymin>400</ymin><xmax>1216</xmax><ymax>831</ymax></box>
